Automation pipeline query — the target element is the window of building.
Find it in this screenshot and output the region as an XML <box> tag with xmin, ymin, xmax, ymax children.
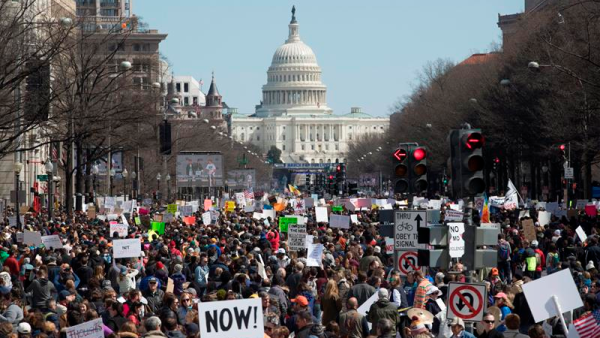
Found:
<box><xmin>193</xmin><ymin>97</ymin><xmax>198</xmax><ymax>105</ymax></box>
<box><xmin>257</xmin><ymin>136</ymin><xmax>260</xmax><ymax>141</ymax></box>
<box><xmin>241</xmin><ymin>133</ymin><xmax>245</xmax><ymax>141</ymax></box>
<box><xmin>184</xmin><ymin>83</ymin><xmax>189</xmax><ymax>93</ymax></box>
<box><xmin>183</xmin><ymin>97</ymin><xmax>189</xmax><ymax>106</ymax></box>
<box><xmin>256</xmin><ymin>127</ymin><xmax>260</xmax><ymax>130</ymax></box>
<box><xmin>176</xmin><ymin>83</ymin><xmax>181</xmax><ymax>92</ymax></box>
<box><xmin>348</xmin><ymin>133</ymin><xmax>352</xmax><ymax>140</ymax></box>
<box><xmin>335</xmin><ymin>144</ymin><xmax>339</xmax><ymax>151</ymax></box>
<box><xmin>282</xmin><ymin>145</ymin><xmax>286</xmax><ymax>150</ymax></box>
<box><xmin>311</xmin><ymin>145</ymin><xmax>315</xmax><ymax>150</ymax></box>
<box><xmin>282</xmin><ymin>134</ymin><xmax>286</xmax><ymax>141</ymax></box>
<box><xmin>325</xmin><ymin>145</ymin><xmax>328</xmax><ymax>150</ymax></box>
<box><xmin>301</xmin><ymin>145</ymin><xmax>305</xmax><ymax>151</ymax></box>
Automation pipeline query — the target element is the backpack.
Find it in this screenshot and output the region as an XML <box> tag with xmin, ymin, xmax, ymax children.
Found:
<box><xmin>499</xmin><ymin>242</ymin><xmax>510</xmax><ymax>261</ymax></box>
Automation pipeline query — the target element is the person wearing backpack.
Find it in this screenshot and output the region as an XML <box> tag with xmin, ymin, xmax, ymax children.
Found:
<box><xmin>546</xmin><ymin>242</ymin><xmax>560</xmax><ymax>275</ymax></box>
<box><xmin>497</xmin><ymin>234</ymin><xmax>512</xmax><ymax>283</ymax></box>
<box><xmin>531</xmin><ymin>240</ymin><xmax>545</xmax><ymax>279</ymax></box>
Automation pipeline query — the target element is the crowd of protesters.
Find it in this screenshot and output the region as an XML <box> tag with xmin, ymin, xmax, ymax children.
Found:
<box><xmin>0</xmin><ymin>196</ymin><xmax>597</xmax><ymax>338</ymax></box>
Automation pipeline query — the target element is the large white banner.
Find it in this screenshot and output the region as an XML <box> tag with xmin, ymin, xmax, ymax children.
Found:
<box><xmin>198</xmin><ymin>298</ymin><xmax>263</xmax><ymax>338</ymax></box>
<box><xmin>112</xmin><ymin>238</ymin><xmax>141</xmax><ymax>259</ymax></box>
<box><xmin>41</xmin><ymin>235</ymin><xmax>63</xmax><ymax>249</ymax></box>
<box><xmin>330</xmin><ymin>214</ymin><xmax>350</xmax><ymax>229</ymax></box>
<box><xmin>110</xmin><ymin>224</ymin><xmax>128</xmax><ymax>238</ymax></box>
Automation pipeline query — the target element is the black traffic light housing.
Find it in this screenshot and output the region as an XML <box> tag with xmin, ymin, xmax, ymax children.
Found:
<box><xmin>411</xmin><ymin>147</ymin><xmax>428</xmax><ymax>194</ymax></box>
<box><xmin>392</xmin><ymin>146</ymin><xmax>409</xmax><ymax>194</ymax></box>
<box><xmin>448</xmin><ymin>128</ymin><xmax>485</xmax><ymax>198</ymax></box>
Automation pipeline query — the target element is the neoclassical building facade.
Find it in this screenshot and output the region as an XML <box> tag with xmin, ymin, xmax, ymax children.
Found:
<box><xmin>230</xmin><ymin>8</ymin><xmax>388</xmax><ymax>163</ymax></box>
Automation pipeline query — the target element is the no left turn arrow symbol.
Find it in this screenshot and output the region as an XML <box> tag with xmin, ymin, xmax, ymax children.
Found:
<box><xmin>398</xmin><ymin>251</ymin><xmax>419</xmax><ymax>275</ymax></box>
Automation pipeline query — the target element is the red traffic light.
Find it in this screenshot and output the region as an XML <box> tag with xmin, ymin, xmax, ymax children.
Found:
<box><xmin>393</xmin><ymin>148</ymin><xmax>407</xmax><ymax>161</ymax></box>
<box><xmin>465</xmin><ymin>132</ymin><xmax>484</xmax><ymax>150</ymax></box>
<box><xmin>559</xmin><ymin>144</ymin><xmax>566</xmax><ymax>151</ymax></box>
<box><xmin>413</xmin><ymin>148</ymin><xmax>426</xmax><ymax>161</ymax></box>
<box><xmin>336</xmin><ymin>165</ymin><xmax>341</xmax><ymax>172</ymax></box>
<box><xmin>328</xmin><ymin>175</ymin><xmax>334</xmax><ymax>180</ymax></box>
<box><xmin>494</xmin><ymin>157</ymin><xmax>500</xmax><ymax>163</ymax></box>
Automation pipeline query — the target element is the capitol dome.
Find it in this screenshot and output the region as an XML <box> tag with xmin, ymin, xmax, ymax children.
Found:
<box><xmin>256</xmin><ymin>7</ymin><xmax>331</xmax><ymax>117</ymax></box>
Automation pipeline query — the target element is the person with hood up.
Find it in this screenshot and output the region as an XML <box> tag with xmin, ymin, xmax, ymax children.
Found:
<box><xmin>367</xmin><ymin>288</ymin><xmax>398</xmax><ymax>336</ymax></box>
<box><xmin>267</xmin><ymin>227</ymin><xmax>280</xmax><ymax>252</ymax></box>
<box><xmin>170</xmin><ymin>264</ymin><xmax>186</xmax><ymax>296</ymax></box>
<box><xmin>26</xmin><ymin>266</ymin><xmax>56</xmax><ymax>309</ymax></box>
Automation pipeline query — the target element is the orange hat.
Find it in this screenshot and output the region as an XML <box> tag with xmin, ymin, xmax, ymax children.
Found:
<box><xmin>291</xmin><ymin>295</ymin><xmax>309</xmax><ymax>307</ymax></box>
<box><xmin>491</xmin><ymin>268</ymin><xmax>499</xmax><ymax>276</ymax></box>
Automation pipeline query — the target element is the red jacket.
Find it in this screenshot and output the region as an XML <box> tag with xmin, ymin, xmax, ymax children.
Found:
<box><xmin>267</xmin><ymin>230</ymin><xmax>280</xmax><ymax>251</ymax></box>
<box><xmin>4</xmin><ymin>256</ymin><xmax>19</xmax><ymax>276</ymax></box>
<box><xmin>535</xmin><ymin>248</ymin><xmax>546</xmax><ymax>272</ymax></box>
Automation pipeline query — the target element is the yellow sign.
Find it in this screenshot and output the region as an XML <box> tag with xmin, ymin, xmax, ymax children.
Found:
<box><xmin>225</xmin><ymin>201</ymin><xmax>235</xmax><ymax>212</ymax></box>
<box><xmin>167</xmin><ymin>204</ymin><xmax>177</xmax><ymax>214</ymax></box>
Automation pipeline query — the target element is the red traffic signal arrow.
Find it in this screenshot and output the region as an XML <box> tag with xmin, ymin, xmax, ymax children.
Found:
<box><xmin>393</xmin><ymin>148</ymin><xmax>408</xmax><ymax>161</ymax></box>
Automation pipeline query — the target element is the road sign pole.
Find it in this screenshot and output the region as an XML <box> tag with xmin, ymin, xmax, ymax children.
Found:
<box><xmin>394</xmin><ymin>250</ymin><xmax>399</xmax><ymax>273</ymax></box>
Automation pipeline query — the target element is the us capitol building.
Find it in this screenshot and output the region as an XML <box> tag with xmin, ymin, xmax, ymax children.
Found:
<box><xmin>229</xmin><ymin>7</ymin><xmax>389</xmax><ymax>164</ymax></box>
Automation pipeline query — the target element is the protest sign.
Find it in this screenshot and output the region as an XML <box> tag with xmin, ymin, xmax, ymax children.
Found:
<box><xmin>576</xmin><ymin>226</ymin><xmax>587</xmax><ymax>243</ymax></box>
<box><xmin>444</xmin><ymin>209</ymin><xmax>463</xmax><ymax>222</ymax></box>
<box><xmin>357</xmin><ymin>292</ymin><xmax>378</xmax><ymax>316</ymax></box>
<box><xmin>167</xmin><ymin>204</ymin><xmax>178</xmax><ymax>214</ymax></box>
<box><xmin>538</xmin><ymin>211</ymin><xmax>552</xmax><ymax>226</ymax></box>
<box><xmin>225</xmin><ymin>201</ymin><xmax>235</xmax><ymax>212</ymax></box>
<box><xmin>180</xmin><ymin>205</ymin><xmax>193</xmax><ymax>217</ymax></box>
<box><xmin>198</xmin><ymin>298</ymin><xmax>263</xmax><ymax>338</ymax></box>
<box><xmin>110</xmin><ymin>224</ymin><xmax>128</xmax><ymax>238</ymax></box>
<box><xmin>41</xmin><ymin>235</ymin><xmax>63</xmax><ymax>249</ymax></box>
<box><xmin>585</xmin><ymin>205</ymin><xmax>596</xmax><ymax>217</ymax></box>
<box><xmin>24</xmin><ymin>230</ymin><xmax>42</xmax><ymax>246</ymax></box>
<box><xmin>278</xmin><ymin>216</ymin><xmax>297</xmax><ymax>232</ymax></box>
<box><xmin>385</xmin><ymin>238</ymin><xmax>394</xmax><ymax>254</ymax></box>
<box><xmin>113</xmin><ymin>238</ymin><xmax>141</xmax><ymax>259</ymax></box>
<box><xmin>151</xmin><ymin>221</ymin><xmax>165</xmax><ymax>235</ymax></box>
<box><xmin>350</xmin><ymin>214</ymin><xmax>359</xmax><ymax>224</ymax></box>
<box><xmin>104</xmin><ymin>197</ymin><xmax>116</xmax><ymax>208</ymax></box>
<box><xmin>107</xmin><ymin>214</ymin><xmax>119</xmax><ymax>221</ymax></box>
<box><xmin>288</xmin><ymin>223</ymin><xmax>307</xmax><ymax>252</ymax></box>
<box><xmin>135</xmin><ymin>217</ymin><xmax>141</xmax><ymax>225</ymax></box>
<box><xmin>183</xmin><ymin>216</ymin><xmax>196</xmax><ymax>226</ymax></box>
<box><xmin>332</xmin><ymin>205</ymin><xmax>343</xmax><ymax>212</ymax></box>
<box><xmin>166</xmin><ymin>277</ymin><xmax>174</xmax><ymax>294</ymax></box>
<box><xmin>304</xmin><ymin>198</ymin><xmax>314</xmax><ymax>208</ymax></box>
<box><xmin>428</xmin><ymin>199</ymin><xmax>442</xmax><ymax>210</ymax></box>
<box><xmin>204</xmin><ymin>199</ymin><xmax>213</xmax><ymax>211</ymax></box>
<box><xmin>201</xmin><ymin>211</ymin><xmax>212</xmax><ymax>225</ymax></box>
<box><xmin>315</xmin><ymin>207</ymin><xmax>328</xmax><ymax>223</ymax></box>
<box><xmin>522</xmin><ymin>269</ymin><xmax>583</xmax><ymax>323</ymax></box>
<box><xmin>252</xmin><ymin>212</ymin><xmax>263</xmax><ymax>220</ymax></box>
<box><xmin>65</xmin><ymin>318</ymin><xmax>103</xmax><ymax>338</ymax></box>
<box><xmin>522</xmin><ymin>219</ymin><xmax>537</xmax><ymax>242</ymax></box>
<box><xmin>262</xmin><ymin>209</ymin><xmax>275</xmax><ymax>220</ymax></box>
<box><xmin>330</xmin><ymin>214</ymin><xmax>350</xmax><ymax>229</ymax></box>
<box><xmin>163</xmin><ymin>213</ymin><xmax>174</xmax><ymax>223</ymax></box>
<box><xmin>306</xmin><ymin>243</ymin><xmax>324</xmax><ymax>267</ymax></box>
<box><xmin>575</xmin><ymin>200</ymin><xmax>588</xmax><ymax>210</ymax></box>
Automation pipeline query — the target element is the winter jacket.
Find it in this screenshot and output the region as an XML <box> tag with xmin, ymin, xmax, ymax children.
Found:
<box><xmin>347</xmin><ymin>283</ymin><xmax>376</xmax><ymax>308</ymax></box>
<box><xmin>143</xmin><ymin>288</ymin><xmax>165</xmax><ymax>315</ymax></box>
<box><xmin>166</xmin><ymin>330</ymin><xmax>186</xmax><ymax>338</ymax></box>
<box><xmin>367</xmin><ymin>298</ymin><xmax>398</xmax><ymax>335</ymax></box>
<box><xmin>338</xmin><ymin>309</ymin><xmax>370</xmax><ymax>338</ymax></box>
<box><xmin>143</xmin><ymin>330</ymin><xmax>168</xmax><ymax>338</ymax></box>
<box><xmin>26</xmin><ymin>278</ymin><xmax>56</xmax><ymax>309</ymax></box>
<box><xmin>0</xmin><ymin>303</ymin><xmax>24</xmax><ymax>329</ymax></box>
<box><xmin>170</xmin><ymin>272</ymin><xmax>186</xmax><ymax>295</ymax></box>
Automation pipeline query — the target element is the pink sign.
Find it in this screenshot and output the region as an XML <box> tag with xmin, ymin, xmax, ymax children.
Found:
<box><xmin>585</xmin><ymin>205</ymin><xmax>596</xmax><ymax>217</ymax></box>
<box><xmin>204</xmin><ymin>199</ymin><xmax>212</xmax><ymax>211</ymax></box>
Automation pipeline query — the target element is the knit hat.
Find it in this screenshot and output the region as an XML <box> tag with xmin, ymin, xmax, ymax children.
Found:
<box><xmin>586</xmin><ymin>261</ymin><xmax>595</xmax><ymax>271</ymax></box>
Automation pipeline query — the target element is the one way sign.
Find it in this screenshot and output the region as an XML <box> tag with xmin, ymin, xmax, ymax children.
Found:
<box><xmin>447</xmin><ymin>282</ymin><xmax>487</xmax><ymax>322</ymax></box>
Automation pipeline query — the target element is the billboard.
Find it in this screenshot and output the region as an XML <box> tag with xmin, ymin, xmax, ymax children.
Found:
<box><xmin>176</xmin><ymin>152</ymin><xmax>223</xmax><ymax>187</ymax></box>
<box><xmin>226</xmin><ymin>169</ymin><xmax>256</xmax><ymax>189</ymax></box>
<box><xmin>92</xmin><ymin>151</ymin><xmax>123</xmax><ymax>176</ymax></box>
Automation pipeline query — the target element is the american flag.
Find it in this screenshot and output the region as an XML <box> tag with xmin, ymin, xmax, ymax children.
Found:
<box><xmin>244</xmin><ymin>187</ymin><xmax>254</xmax><ymax>200</ymax></box>
<box><xmin>574</xmin><ymin>309</ymin><xmax>600</xmax><ymax>338</ymax></box>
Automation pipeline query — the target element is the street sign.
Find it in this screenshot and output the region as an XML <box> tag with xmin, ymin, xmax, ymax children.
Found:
<box><xmin>448</xmin><ymin>222</ymin><xmax>465</xmax><ymax>258</ymax></box>
<box><xmin>565</xmin><ymin>167</ymin><xmax>574</xmax><ymax>179</ymax></box>
<box><xmin>394</xmin><ymin>210</ymin><xmax>426</xmax><ymax>250</ymax></box>
<box><xmin>397</xmin><ymin>251</ymin><xmax>420</xmax><ymax>276</ymax></box>
<box><xmin>447</xmin><ymin>282</ymin><xmax>487</xmax><ymax>322</ymax></box>
<box><xmin>37</xmin><ymin>175</ymin><xmax>48</xmax><ymax>181</ymax></box>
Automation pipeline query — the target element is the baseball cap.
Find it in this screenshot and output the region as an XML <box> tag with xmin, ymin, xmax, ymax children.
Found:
<box><xmin>17</xmin><ymin>323</ymin><xmax>31</xmax><ymax>334</ymax></box>
<box><xmin>291</xmin><ymin>295</ymin><xmax>309</xmax><ymax>307</ymax></box>
<box><xmin>148</xmin><ymin>277</ymin><xmax>158</xmax><ymax>283</ymax></box>
<box><xmin>449</xmin><ymin>317</ymin><xmax>465</xmax><ymax>328</ymax></box>
<box><xmin>426</xmin><ymin>286</ymin><xmax>442</xmax><ymax>296</ymax></box>
<box><xmin>59</xmin><ymin>290</ymin><xmax>73</xmax><ymax>301</ymax></box>
<box><xmin>494</xmin><ymin>292</ymin><xmax>508</xmax><ymax>300</ymax></box>
<box><xmin>531</xmin><ymin>240</ymin><xmax>539</xmax><ymax>247</ymax></box>
<box><xmin>277</xmin><ymin>248</ymin><xmax>286</xmax><ymax>254</ymax></box>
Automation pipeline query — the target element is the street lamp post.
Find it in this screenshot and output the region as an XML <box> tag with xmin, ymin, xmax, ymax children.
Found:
<box><xmin>14</xmin><ymin>162</ymin><xmax>23</xmax><ymax>230</ymax></box>
<box><xmin>45</xmin><ymin>161</ymin><xmax>54</xmax><ymax>219</ymax></box>
<box><xmin>131</xmin><ymin>171</ymin><xmax>137</xmax><ymax>200</ymax></box>
<box><xmin>92</xmin><ymin>164</ymin><xmax>99</xmax><ymax>204</ymax></box>
<box><xmin>122</xmin><ymin>168</ymin><xmax>128</xmax><ymax>199</ymax></box>
<box><xmin>156</xmin><ymin>173</ymin><xmax>161</xmax><ymax>202</ymax></box>
<box><xmin>109</xmin><ymin>168</ymin><xmax>116</xmax><ymax>196</ymax></box>
<box><xmin>166</xmin><ymin>174</ymin><xmax>171</xmax><ymax>202</ymax></box>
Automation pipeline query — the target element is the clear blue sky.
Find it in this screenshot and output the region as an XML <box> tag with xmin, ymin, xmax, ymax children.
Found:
<box><xmin>135</xmin><ymin>1</ymin><xmax>524</xmax><ymax>117</ymax></box>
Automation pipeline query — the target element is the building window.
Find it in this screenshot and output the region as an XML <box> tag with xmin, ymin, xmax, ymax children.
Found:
<box><xmin>311</xmin><ymin>145</ymin><xmax>315</xmax><ymax>150</ymax></box>
<box><xmin>183</xmin><ymin>97</ymin><xmax>189</xmax><ymax>106</ymax></box>
<box><xmin>335</xmin><ymin>144</ymin><xmax>339</xmax><ymax>151</ymax></box>
<box><xmin>193</xmin><ymin>97</ymin><xmax>198</xmax><ymax>105</ymax></box>
<box><xmin>257</xmin><ymin>136</ymin><xmax>260</xmax><ymax>141</ymax></box>
<box><xmin>176</xmin><ymin>83</ymin><xmax>181</xmax><ymax>92</ymax></box>
<box><xmin>184</xmin><ymin>83</ymin><xmax>189</xmax><ymax>93</ymax></box>
<box><xmin>282</xmin><ymin>145</ymin><xmax>286</xmax><ymax>150</ymax></box>
<box><xmin>301</xmin><ymin>145</ymin><xmax>305</xmax><ymax>150</ymax></box>
<box><xmin>325</xmin><ymin>145</ymin><xmax>328</xmax><ymax>151</ymax></box>
<box><xmin>241</xmin><ymin>133</ymin><xmax>245</xmax><ymax>141</ymax></box>
<box><xmin>282</xmin><ymin>134</ymin><xmax>286</xmax><ymax>141</ymax></box>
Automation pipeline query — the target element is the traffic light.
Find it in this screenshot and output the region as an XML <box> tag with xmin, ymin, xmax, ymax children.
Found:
<box><xmin>336</xmin><ymin>164</ymin><xmax>346</xmax><ymax>195</ymax></box>
<box><xmin>411</xmin><ymin>147</ymin><xmax>428</xmax><ymax>194</ymax></box>
<box><xmin>461</xmin><ymin>225</ymin><xmax>500</xmax><ymax>270</ymax></box>
<box><xmin>392</xmin><ymin>146</ymin><xmax>409</xmax><ymax>194</ymax></box>
<box><xmin>559</xmin><ymin>144</ymin><xmax>566</xmax><ymax>159</ymax></box>
<box><xmin>417</xmin><ymin>226</ymin><xmax>450</xmax><ymax>268</ymax></box>
<box><xmin>327</xmin><ymin>174</ymin><xmax>335</xmax><ymax>195</ymax></box>
<box><xmin>448</xmin><ymin>129</ymin><xmax>485</xmax><ymax>198</ymax></box>
<box><xmin>159</xmin><ymin>120</ymin><xmax>172</xmax><ymax>155</ymax></box>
